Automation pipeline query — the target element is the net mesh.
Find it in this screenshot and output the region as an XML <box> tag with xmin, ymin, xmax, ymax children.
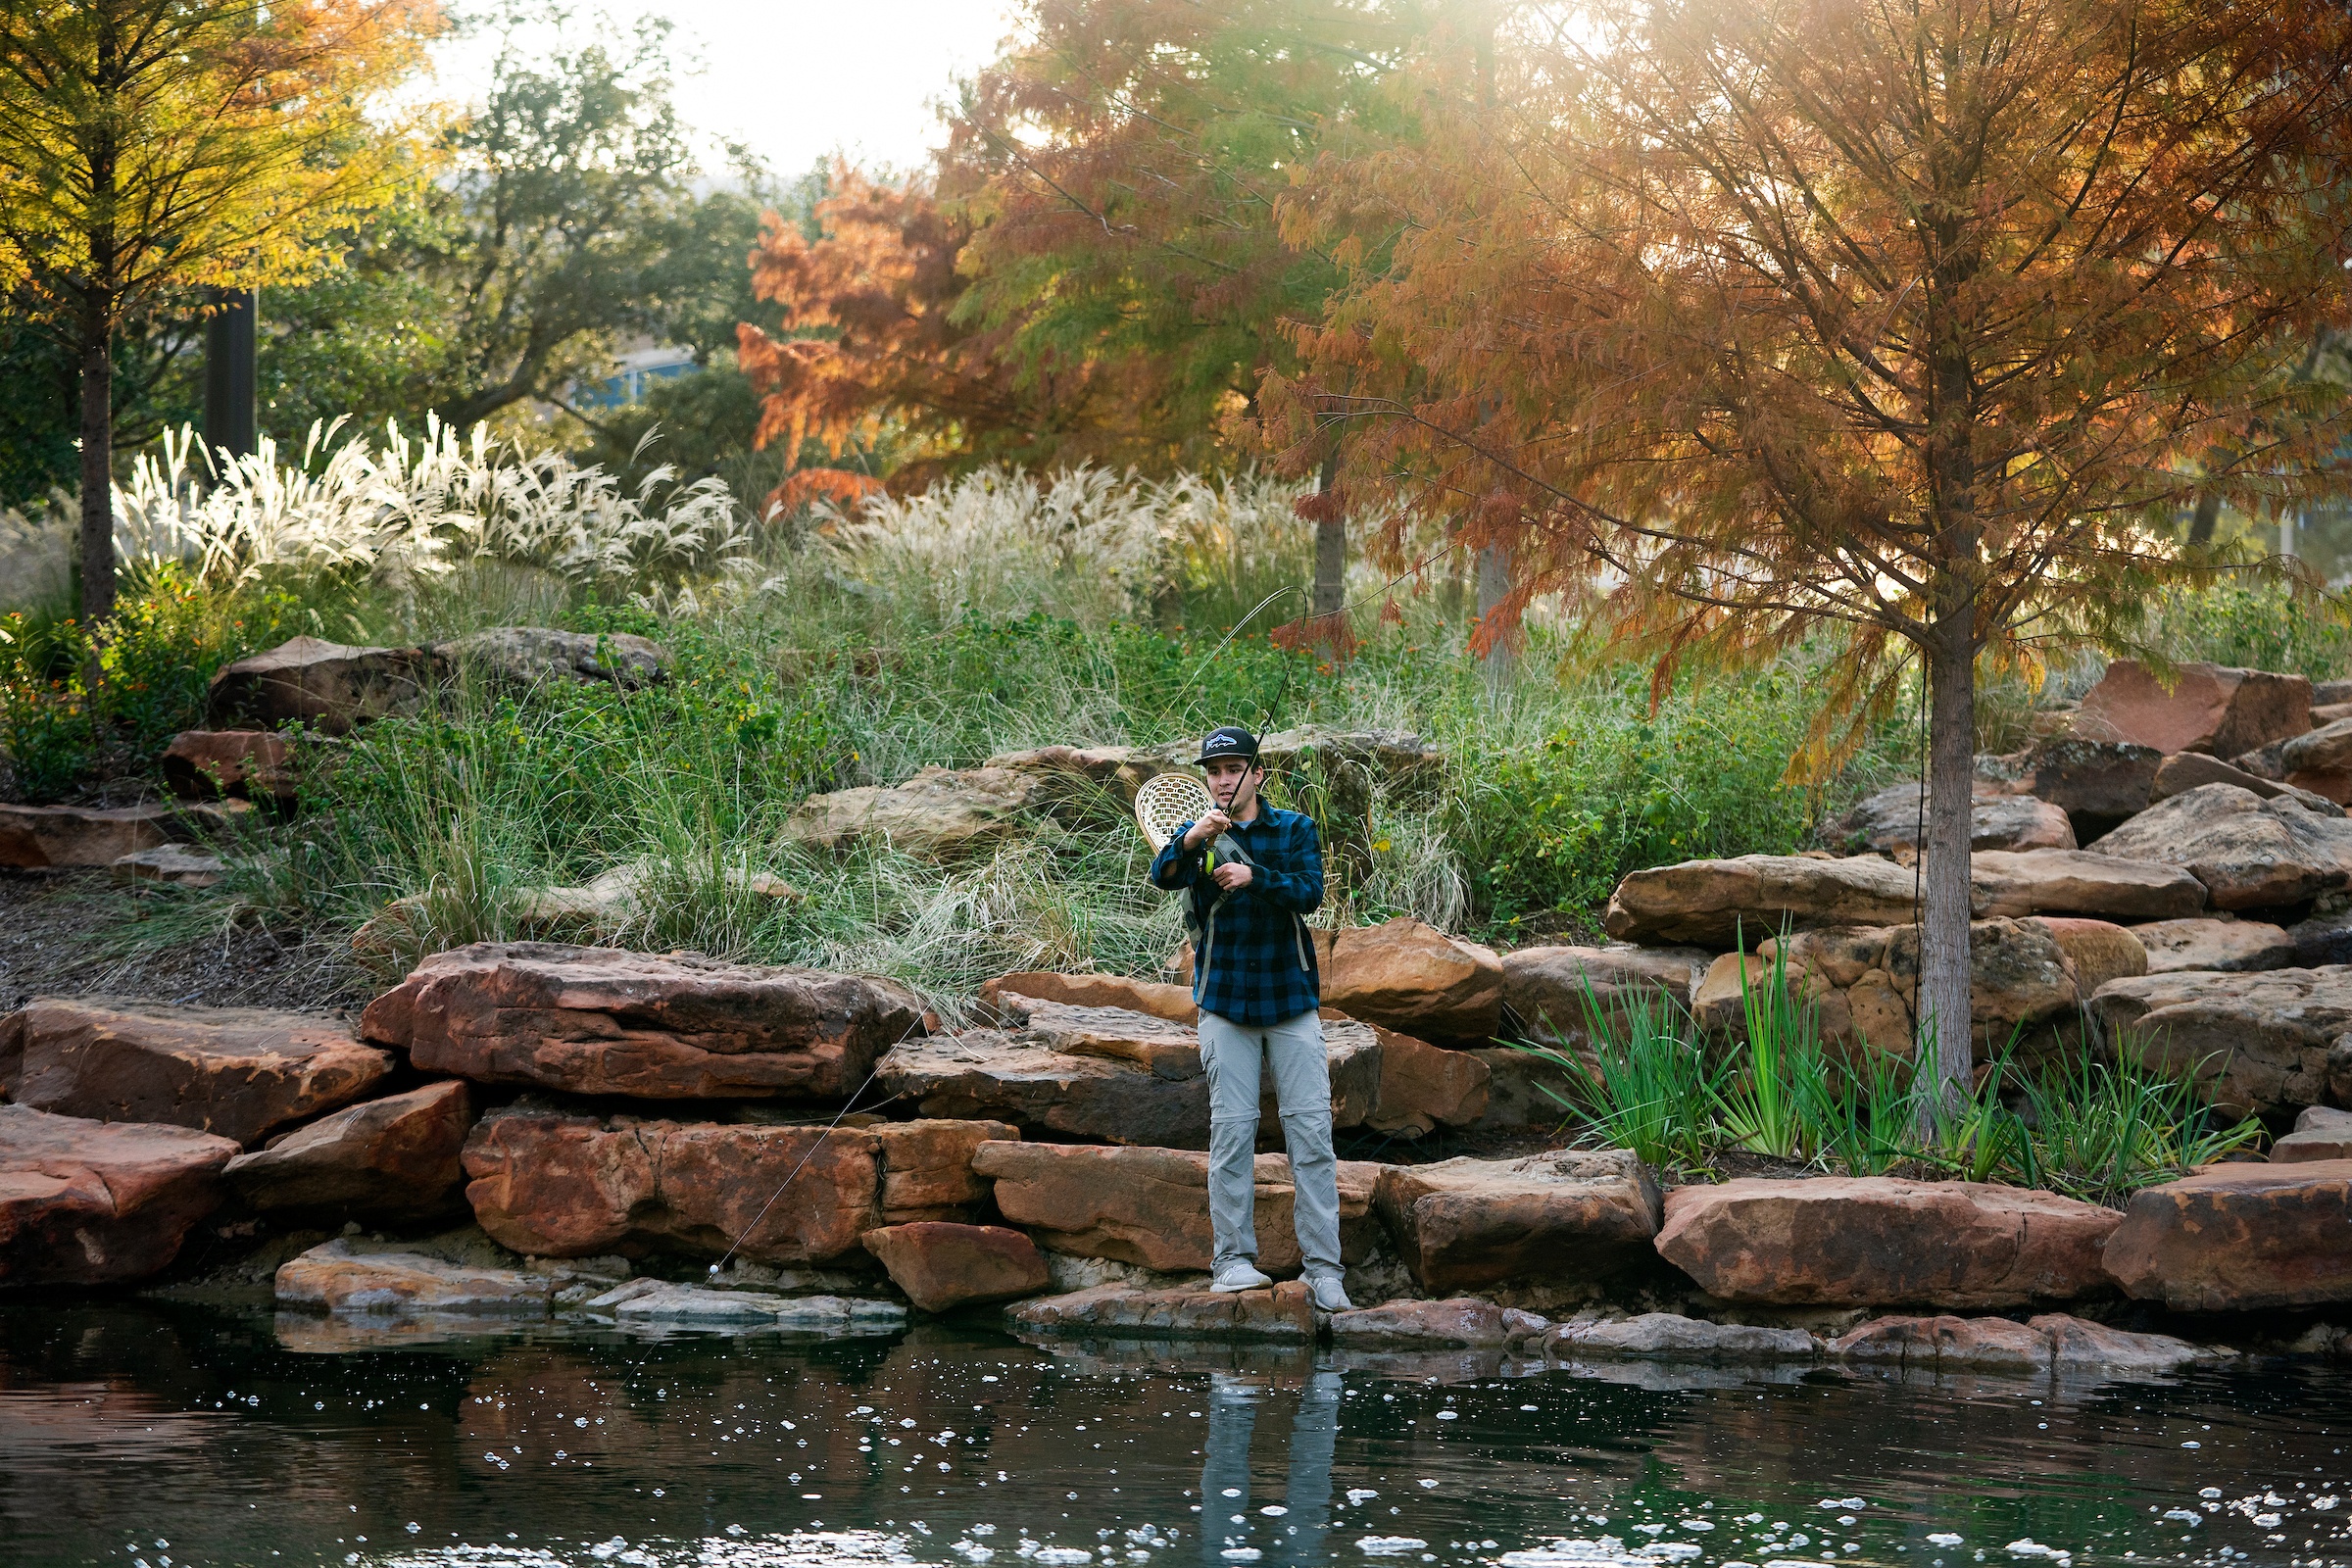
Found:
<box><xmin>1133</xmin><ymin>771</ymin><xmax>1214</xmax><ymax>852</ymax></box>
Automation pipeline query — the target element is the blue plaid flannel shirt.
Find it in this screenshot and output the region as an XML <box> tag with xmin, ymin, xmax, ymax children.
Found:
<box><xmin>1149</xmin><ymin>806</ymin><xmax>1323</xmax><ymax>1025</ymax></box>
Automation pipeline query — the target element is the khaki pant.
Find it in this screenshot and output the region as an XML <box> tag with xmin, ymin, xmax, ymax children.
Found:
<box><xmin>1197</xmin><ymin>1008</ymin><xmax>1343</xmax><ymax>1278</ymax></box>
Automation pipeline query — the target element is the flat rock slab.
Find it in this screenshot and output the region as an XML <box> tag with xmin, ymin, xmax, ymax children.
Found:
<box><xmin>208</xmin><ymin>635</ymin><xmax>432</xmax><ymax>733</ymax></box>
<box><xmin>1830</xmin><ymin>1312</ymin><xmax>2206</xmax><ymax>1380</ymax></box>
<box><xmin>2103</xmin><ymin>1159</ymin><xmax>2352</xmax><ymax>1311</ymax></box>
<box><xmin>1328</xmin><ymin>1298</ymin><xmax>1543</xmax><ymax>1348</ymax></box>
<box><xmin>460</xmin><ymin>1108</ymin><xmax>1012</xmax><ymax>1264</ymax></box>
<box><xmin>589</xmin><ymin>1282</ymin><xmax>908</xmax><ymax>1334</ymax></box>
<box><xmin>1969</xmin><ymin>850</ymin><xmax>2206</xmax><ymax>922</ymax></box>
<box><xmin>0</xmin><ymin>803</ymin><xmax>174</xmax><ymax>868</ymax></box>
<box><xmin>2274</xmin><ymin>1105</ymin><xmax>2352</xmax><ymax>1163</ymax></box>
<box><xmin>224</xmin><ymin>1079</ymin><xmax>474</xmax><ymax>1219</ymax></box>
<box><xmin>275</xmin><ymin>1238</ymin><xmax>554</xmax><ymax>1315</ymax></box>
<box><xmin>878</xmin><ymin>1010</ymin><xmax>1380</xmax><ymax>1148</ymax></box>
<box><xmin>1656</xmin><ymin>1177</ymin><xmax>2121</xmax><ymax>1307</ymax></box>
<box><xmin>432</xmin><ymin>627</ymin><xmax>668</xmax><ymax>688</ymax></box>
<box><xmin>972</xmin><ymin>1141</ymin><xmax>1382</xmax><ymax>1274</ymax></box>
<box><xmin>2074</xmin><ymin>660</ymin><xmax>2310</xmax><ymax>760</ymax></box>
<box><xmin>112</xmin><ymin>844</ymin><xmax>227</xmax><ymax>887</ymax></box>
<box><xmin>0</xmin><ymin>998</ymin><xmax>389</xmax><ymax>1147</ymax></box>
<box><xmin>862</xmin><ymin>1222</ymin><xmax>1051</xmax><ymax>1312</ymax></box>
<box><xmin>2151</xmin><ymin>750</ymin><xmax>2341</xmax><ymax>812</ymax></box>
<box><xmin>1826</xmin><ymin>784</ymin><xmax>2076</xmax><ymax>857</ymax></box>
<box><xmin>162</xmin><ymin>730</ymin><xmax>295</xmax><ymax>803</ymax></box>
<box><xmin>1009</xmin><ymin>1281</ymin><xmax>1317</xmax><ymax>1341</ymax></box>
<box><xmin>1319</xmin><ymin>919</ymin><xmax>1504</xmax><ymax>1041</ymax></box>
<box><xmin>1375</xmin><ymin>1150</ymin><xmax>1663</xmax><ymax>1291</ymax></box>
<box><xmin>0</xmin><ymin>1105</ymin><xmax>238</xmax><ymax>1285</ymax></box>
<box><xmin>2130</xmin><ymin>916</ymin><xmax>2296</xmax><ymax>974</ymax></box>
<box><xmin>2088</xmin><ymin>964</ymin><xmax>2352</xmax><ymax>1118</ymax></box>
<box><xmin>782</xmin><ymin>765</ymin><xmax>1060</xmax><ymax>856</ymax></box>
<box><xmin>361</xmin><ymin>942</ymin><xmax>925</xmax><ymax>1101</ymax></box>
<box><xmin>979</xmin><ymin>970</ymin><xmax>1199</xmax><ymax>1023</ymax></box>
<box><xmin>1499</xmin><ymin>945</ymin><xmax>1712</xmax><ymax>1039</ymax></box>
<box><xmin>2093</xmin><ymin>785</ymin><xmax>2352</xmax><ymax>909</ymax></box>
<box><xmin>1542</xmin><ymin>1312</ymin><xmax>1819</xmax><ymax>1361</ymax></box>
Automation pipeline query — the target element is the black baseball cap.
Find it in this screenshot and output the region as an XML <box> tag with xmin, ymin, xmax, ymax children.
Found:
<box><xmin>1196</xmin><ymin>725</ymin><xmax>1260</xmax><ymax>765</ymax></box>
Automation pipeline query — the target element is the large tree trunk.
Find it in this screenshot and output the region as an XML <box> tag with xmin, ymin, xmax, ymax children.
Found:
<box><xmin>76</xmin><ymin>305</ymin><xmax>116</xmax><ymax>622</ymax></box>
<box><xmin>1920</xmin><ymin>627</ymin><xmax>1978</xmax><ymax>1119</ymax></box>
<box><xmin>1310</xmin><ymin>448</ymin><xmax>1345</xmax><ymax>617</ymax></box>
<box><xmin>1474</xmin><ymin>542</ymin><xmax>1514</xmax><ymax>685</ymax></box>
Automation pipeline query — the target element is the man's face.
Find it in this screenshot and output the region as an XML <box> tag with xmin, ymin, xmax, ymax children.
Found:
<box><xmin>1203</xmin><ymin>757</ymin><xmax>1257</xmax><ymax>808</ymax></box>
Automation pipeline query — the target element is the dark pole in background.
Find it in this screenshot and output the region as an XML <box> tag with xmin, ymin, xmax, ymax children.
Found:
<box><xmin>203</xmin><ymin>287</ymin><xmax>258</xmax><ymax>462</ymax></box>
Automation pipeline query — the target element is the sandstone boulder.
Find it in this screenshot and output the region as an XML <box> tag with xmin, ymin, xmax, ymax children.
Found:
<box><xmin>2103</xmin><ymin>1159</ymin><xmax>2352</xmax><ymax>1310</ymax></box>
<box><xmin>972</xmin><ymin>1141</ymin><xmax>1383</xmax><ymax>1274</ymax></box>
<box><xmin>1367</xmin><ymin>1027</ymin><xmax>1490</xmax><ymax>1136</ymax></box>
<box><xmin>0</xmin><ymin>802</ymin><xmax>174</xmax><ymax>868</ymax></box>
<box><xmin>1008</xmin><ymin>1280</ymin><xmax>1316</xmax><ymax>1341</ymax></box>
<box><xmin>2289</xmin><ymin>906</ymin><xmax>2352</xmax><ymax>968</ymax></box>
<box><xmin>0</xmin><ymin>998</ymin><xmax>389</xmax><ymax>1147</ymax></box>
<box><xmin>2088</xmin><ymin>965</ymin><xmax>2352</xmax><ymax>1117</ymax></box>
<box><xmin>207</xmin><ymin>635</ymin><xmax>431</xmax><ymax>733</ymax></box>
<box><xmin>1830</xmin><ymin>1313</ymin><xmax>2055</xmax><ymax>1371</ymax></box>
<box><xmin>1321</xmin><ymin>919</ymin><xmax>1504</xmax><ymax>1041</ymax></box>
<box><xmin>1464</xmin><ymin>1047</ymin><xmax>1580</xmax><ymax>1132</ymax></box>
<box><xmin>861</xmin><ymin>1222</ymin><xmax>1052</xmax><ymax>1312</ymax></box>
<box><xmin>509</xmin><ymin>858</ymin><xmax>799</xmax><ymax>938</ymax></box>
<box><xmin>2130</xmin><ymin>915</ymin><xmax>2296</xmax><ymax>974</ymax></box>
<box><xmin>1977</xmin><ymin>738</ymin><xmax>2163</xmax><ymax>825</ymax></box>
<box><xmin>1328</xmin><ymin>1298</ymin><xmax>1526</xmax><ymax>1348</ymax></box>
<box><xmin>223</xmin><ymin>1079</ymin><xmax>473</xmax><ymax>1219</ymax></box>
<box><xmin>1968</xmin><ymin>850</ymin><xmax>2206</xmax><ymax>921</ymax></box>
<box><xmin>275</xmin><ymin>1238</ymin><xmax>554</xmax><ymax>1315</ymax></box>
<box><xmin>360</xmin><ymin>942</ymin><xmax>924</xmax><ymax>1102</ymax></box>
<box><xmin>781</xmin><ymin>766</ymin><xmax>1057</xmax><ymax>855</ymax></box>
<box><xmin>1605</xmin><ymin>854</ymin><xmax>1923</xmax><ymax>947</ymax></box>
<box><xmin>1499</xmin><ymin>945</ymin><xmax>1711</xmax><ymax>1038</ymax></box>
<box><xmin>2074</xmin><ymin>660</ymin><xmax>2310</xmax><ymax>760</ymax></box>
<box><xmin>459</xmin><ymin>1108</ymin><xmax>1012</xmax><ymax>1263</ymax></box>
<box><xmin>0</xmin><ymin>1105</ymin><xmax>238</xmax><ymax>1285</ymax></box>
<box><xmin>1375</xmin><ymin>1150</ymin><xmax>1663</xmax><ymax>1291</ymax></box>
<box><xmin>2091</xmin><ymin>785</ymin><xmax>2352</xmax><ymax>909</ymax></box>
<box><xmin>162</xmin><ymin>730</ymin><xmax>297</xmax><ymax>804</ymax></box>
<box><xmin>1543</xmin><ymin>1312</ymin><xmax>1817</xmax><ymax>1361</ymax></box>
<box><xmin>430</xmin><ymin>626</ymin><xmax>668</xmax><ymax>689</ymax></box>
<box><xmin>978</xmin><ymin>970</ymin><xmax>1198</xmax><ymax>1024</ymax></box>
<box><xmin>1825</xmin><ymin>783</ymin><xmax>2075</xmax><ymax>858</ymax></box>
<box><xmin>2285</xmin><ymin>714</ymin><xmax>2352</xmax><ymax>774</ymax></box>
<box><xmin>1655</xmin><ymin>1177</ymin><xmax>2121</xmax><ymax>1307</ymax></box>
<box><xmin>983</xmin><ymin>745</ymin><xmax>1169</xmax><ymax>806</ymax></box>
<box><xmin>2273</xmin><ymin>1105</ymin><xmax>2352</xmax><ymax>1163</ymax></box>
<box><xmin>878</xmin><ymin>1009</ymin><xmax>1381</xmax><ymax>1148</ymax></box>
<box><xmin>2150</xmin><ymin>750</ymin><xmax>2342</xmax><ymax>812</ymax></box>
<box><xmin>2031</xmin><ymin>1313</ymin><xmax>2211</xmax><ymax>1379</ymax></box>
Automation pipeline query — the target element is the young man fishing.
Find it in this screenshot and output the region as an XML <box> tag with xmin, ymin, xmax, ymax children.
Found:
<box><xmin>1149</xmin><ymin>725</ymin><xmax>1351</xmax><ymax>1311</ymax></box>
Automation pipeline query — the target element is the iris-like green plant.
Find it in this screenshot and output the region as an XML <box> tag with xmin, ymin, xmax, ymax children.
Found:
<box><xmin>1514</xmin><ymin>979</ymin><xmax>1719</xmax><ymax>1169</ymax></box>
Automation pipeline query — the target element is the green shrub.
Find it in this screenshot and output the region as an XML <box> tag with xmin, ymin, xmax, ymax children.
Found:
<box><xmin>2135</xmin><ymin>578</ymin><xmax>2352</xmax><ymax>678</ymax></box>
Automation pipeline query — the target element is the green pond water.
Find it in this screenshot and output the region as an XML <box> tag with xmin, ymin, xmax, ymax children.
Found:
<box><xmin>2</xmin><ymin>1303</ymin><xmax>2346</xmax><ymax>1568</ymax></box>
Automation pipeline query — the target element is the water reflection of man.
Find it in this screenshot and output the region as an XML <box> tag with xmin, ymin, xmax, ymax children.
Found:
<box><xmin>1200</xmin><ymin>1370</ymin><xmax>1339</xmax><ymax>1568</ymax></box>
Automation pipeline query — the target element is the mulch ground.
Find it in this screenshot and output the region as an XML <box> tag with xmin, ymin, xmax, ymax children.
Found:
<box><xmin>0</xmin><ymin>871</ymin><xmax>371</xmax><ymax>1017</ymax></box>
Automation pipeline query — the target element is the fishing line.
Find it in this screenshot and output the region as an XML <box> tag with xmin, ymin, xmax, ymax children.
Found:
<box><xmin>706</xmin><ymin>1029</ymin><xmax>917</xmax><ymax>1279</ymax></box>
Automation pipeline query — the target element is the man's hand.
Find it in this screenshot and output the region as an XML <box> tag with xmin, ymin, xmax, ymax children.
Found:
<box><xmin>1184</xmin><ymin>809</ymin><xmax>1233</xmax><ymax>850</ymax></box>
<box><xmin>1211</xmin><ymin>860</ymin><xmax>1254</xmax><ymax>891</ymax></box>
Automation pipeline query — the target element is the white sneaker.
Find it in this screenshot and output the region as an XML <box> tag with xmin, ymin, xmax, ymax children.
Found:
<box><xmin>1210</xmin><ymin>1261</ymin><xmax>1274</xmax><ymax>1293</ymax></box>
<box><xmin>1305</xmin><ymin>1273</ymin><xmax>1352</xmax><ymax>1312</ymax></box>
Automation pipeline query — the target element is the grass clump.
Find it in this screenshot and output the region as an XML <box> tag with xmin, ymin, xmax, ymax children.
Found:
<box><xmin>1517</xmin><ymin>957</ymin><xmax>2266</xmax><ymax>1204</ymax></box>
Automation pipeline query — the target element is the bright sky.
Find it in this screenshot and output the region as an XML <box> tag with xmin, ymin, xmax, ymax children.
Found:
<box><xmin>431</xmin><ymin>1</ymin><xmax>1026</xmax><ymax>177</ymax></box>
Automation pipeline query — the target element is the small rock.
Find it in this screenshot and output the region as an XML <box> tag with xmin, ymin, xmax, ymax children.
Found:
<box><xmin>274</xmin><ymin>1237</ymin><xmax>554</xmax><ymax>1315</ymax></box>
<box><xmin>1328</xmin><ymin>1298</ymin><xmax>1512</xmax><ymax>1348</ymax></box>
<box><xmin>111</xmin><ymin>844</ymin><xmax>227</xmax><ymax>887</ymax></box>
<box><xmin>2273</xmin><ymin>1105</ymin><xmax>2352</xmax><ymax>1163</ymax></box>
<box><xmin>1008</xmin><ymin>1280</ymin><xmax>1317</xmax><ymax>1341</ymax></box>
<box><xmin>1831</xmin><ymin>1314</ymin><xmax>2053</xmax><ymax>1371</ymax></box>
<box><xmin>161</xmin><ymin>730</ymin><xmax>297</xmax><ymax>805</ymax></box>
<box><xmin>782</xmin><ymin>766</ymin><xmax>1058</xmax><ymax>856</ymax></box>
<box><xmin>2030</xmin><ymin>1313</ymin><xmax>2210</xmax><ymax>1379</ymax></box>
<box><xmin>430</xmin><ymin>626</ymin><xmax>668</xmax><ymax>689</ymax></box>
<box><xmin>1544</xmin><ymin>1313</ymin><xmax>1819</xmax><ymax>1361</ymax></box>
<box><xmin>862</xmin><ymin>1222</ymin><xmax>1052</xmax><ymax>1312</ymax></box>
<box><xmin>0</xmin><ymin>802</ymin><xmax>175</xmax><ymax>869</ymax></box>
